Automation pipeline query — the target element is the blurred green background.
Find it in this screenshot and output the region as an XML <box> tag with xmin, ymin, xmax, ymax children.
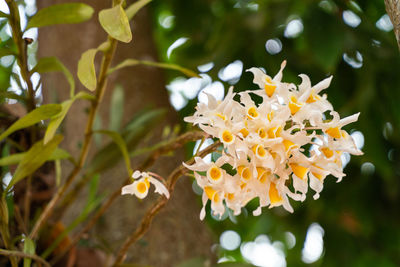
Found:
<box><xmin>151</xmin><ymin>0</ymin><xmax>400</xmax><ymax>266</ymax></box>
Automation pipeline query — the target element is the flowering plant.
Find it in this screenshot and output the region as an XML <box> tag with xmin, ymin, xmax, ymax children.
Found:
<box><xmin>182</xmin><ymin>61</ymin><xmax>363</xmax><ymax>219</ymax></box>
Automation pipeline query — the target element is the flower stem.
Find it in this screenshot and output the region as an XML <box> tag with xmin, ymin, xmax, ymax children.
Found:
<box><xmin>112</xmin><ymin>141</ymin><xmax>221</xmax><ymax>266</ymax></box>
<box><xmin>0</xmin><ymin>248</ymin><xmax>51</xmax><ymax>267</ymax></box>
<box><xmin>50</xmin><ymin>131</ymin><xmax>210</xmax><ymax>265</ymax></box>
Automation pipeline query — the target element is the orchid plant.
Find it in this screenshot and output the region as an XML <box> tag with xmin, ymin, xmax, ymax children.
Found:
<box><xmin>124</xmin><ymin>61</ymin><xmax>362</xmax><ymax>220</ymax></box>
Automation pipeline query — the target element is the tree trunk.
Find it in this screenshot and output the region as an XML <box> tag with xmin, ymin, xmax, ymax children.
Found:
<box><xmin>38</xmin><ymin>0</ymin><xmax>214</xmax><ymax>265</ymax></box>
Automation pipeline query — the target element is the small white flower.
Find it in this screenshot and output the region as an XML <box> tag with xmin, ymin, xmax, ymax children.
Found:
<box><xmin>121</xmin><ymin>171</ymin><xmax>169</xmax><ymax>199</ymax></box>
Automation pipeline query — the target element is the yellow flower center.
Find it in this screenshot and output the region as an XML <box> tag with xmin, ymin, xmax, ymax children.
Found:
<box><xmin>247</xmin><ymin>107</ymin><xmax>259</xmax><ymax>119</ymax></box>
<box><xmin>240</xmin><ymin>128</ymin><xmax>249</xmax><ymax>138</ymax></box>
<box><xmin>269</xmin><ymin>182</ymin><xmax>282</xmax><ymax>204</ymax></box>
<box><xmin>306</xmin><ymin>89</ymin><xmax>321</xmax><ymax>103</ymax></box>
<box><xmin>252</xmin><ymin>144</ymin><xmax>267</xmax><ymax>158</ymax></box>
<box><xmin>256</xmin><ymin>167</ymin><xmax>270</xmax><ymax>183</ymax></box>
<box><xmin>290</xmin><ymin>163</ymin><xmax>309</xmax><ymax>180</ymax></box>
<box><xmin>209</xmin><ymin>166</ymin><xmax>222</xmax><ymax>181</ymax></box>
<box><xmin>137</xmin><ymin>182</ymin><xmax>148</xmax><ymax>194</ymax></box>
<box><xmin>321</xmin><ymin>147</ymin><xmax>334</xmax><ymax>158</ymax></box>
<box><xmin>204</xmin><ymin>186</ymin><xmax>219</xmax><ymax>202</ymax></box>
<box><xmin>282</xmin><ymin>139</ymin><xmax>297</xmax><ymax>151</ymax></box>
<box><xmin>326</xmin><ymin>127</ymin><xmax>341</xmax><ymax>139</ymax></box>
<box><xmin>264</xmin><ymin>76</ymin><xmax>277</xmax><ymax>97</ymax></box>
<box><xmin>289</xmin><ymin>96</ymin><xmax>303</xmax><ymax>115</ymax></box>
<box><xmin>267</xmin><ymin>126</ymin><xmax>282</xmax><ymax>138</ymax></box>
<box><xmin>225</xmin><ymin>193</ymin><xmax>235</xmax><ymax>201</ymax></box>
<box><xmin>258</xmin><ymin>127</ymin><xmax>267</xmax><ymax>139</ymax></box>
<box><xmin>221</xmin><ymin>130</ymin><xmax>234</xmax><ymax>143</ymax></box>
<box><xmin>238</xmin><ymin>165</ymin><xmax>252</xmax><ymax>180</ymax></box>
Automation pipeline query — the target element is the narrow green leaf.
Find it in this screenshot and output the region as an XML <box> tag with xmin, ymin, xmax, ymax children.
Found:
<box><xmin>99</xmin><ymin>5</ymin><xmax>132</xmax><ymax>43</ymax></box>
<box><xmin>0</xmin><ymin>47</ymin><xmax>15</xmax><ymax>57</ymax></box>
<box><xmin>23</xmin><ymin>237</ymin><xmax>35</xmax><ymax>267</ymax></box>
<box><xmin>27</xmin><ymin>3</ymin><xmax>94</xmax><ymax>29</ymax></box>
<box><xmin>0</xmin><ymin>11</ymin><xmax>8</xmax><ymax>18</ymax></box>
<box><xmin>125</xmin><ymin>0</ymin><xmax>152</xmax><ymax>20</ymax></box>
<box><xmin>95</xmin><ymin>130</ymin><xmax>132</xmax><ymax>175</ymax></box>
<box><xmin>0</xmin><ymin>146</ymin><xmax>71</xmax><ymax>167</ymax></box>
<box><xmin>31</xmin><ymin>57</ymin><xmax>75</xmax><ymax>97</ymax></box>
<box><xmin>74</xmin><ymin>91</ymin><xmax>96</xmax><ymax>101</ymax></box>
<box><xmin>109</xmin><ymin>85</ymin><xmax>124</xmax><ymax>131</ymax></box>
<box><xmin>5</xmin><ymin>135</ymin><xmax>63</xmax><ymax>193</ymax></box>
<box><xmin>0</xmin><ymin>91</ymin><xmax>25</xmax><ymax>102</ymax></box>
<box><xmin>77</xmin><ymin>49</ymin><xmax>97</xmax><ymax>91</ymax></box>
<box><xmin>108</xmin><ymin>59</ymin><xmax>200</xmax><ymax>77</ymax></box>
<box><xmin>55</xmin><ymin>159</ymin><xmax>61</xmax><ymax>187</ymax></box>
<box><xmin>0</xmin><ymin>104</ymin><xmax>62</xmax><ymax>142</ymax></box>
<box><xmin>44</xmin><ymin>100</ymin><xmax>73</xmax><ymax>144</ymax></box>
<box><xmin>44</xmin><ymin>91</ymin><xmax>94</xmax><ymax>144</ymax></box>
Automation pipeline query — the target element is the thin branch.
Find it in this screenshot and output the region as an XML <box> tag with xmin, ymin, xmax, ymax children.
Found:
<box><xmin>53</xmin><ymin>130</ymin><xmax>208</xmax><ymax>222</ymax></box>
<box><xmin>29</xmin><ymin>36</ymin><xmax>118</xmax><ymax>240</ymax></box>
<box><xmin>50</xmin><ymin>131</ymin><xmax>211</xmax><ymax>264</ymax></box>
<box><xmin>112</xmin><ymin>141</ymin><xmax>221</xmax><ymax>266</ymax></box>
<box><xmin>0</xmin><ymin>248</ymin><xmax>51</xmax><ymax>267</ymax></box>
<box><xmin>5</xmin><ymin>0</ymin><xmax>36</xmax><ymax>111</ymax></box>
<box><xmin>385</xmin><ymin>0</ymin><xmax>400</xmax><ymax>50</ymax></box>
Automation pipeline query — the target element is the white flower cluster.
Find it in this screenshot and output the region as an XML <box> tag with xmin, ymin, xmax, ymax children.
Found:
<box><xmin>184</xmin><ymin>61</ymin><xmax>362</xmax><ymax>220</ymax></box>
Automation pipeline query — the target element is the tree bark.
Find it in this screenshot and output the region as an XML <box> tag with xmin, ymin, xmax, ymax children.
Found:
<box><xmin>38</xmin><ymin>0</ymin><xmax>214</xmax><ymax>265</ymax></box>
<box><xmin>385</xmin><ymin>0</ymin><xmax>400</xmax><ymax>50</ymax></box>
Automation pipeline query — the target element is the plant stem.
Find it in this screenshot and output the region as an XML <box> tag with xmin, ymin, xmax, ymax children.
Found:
<box><xmin>24</xmin><ymin>175</ymin><xmax>32</xmax><ymax>229</ymax></box>
<box><xmin>112</xmin><ymin>141</ymin><xmax>221</xmax><ymax>266</ymax></box>
<box><xmin>0</xmin><ymin>197</ymin><xmax>18</xmax><ymax>267</ymax></box>
<box><xmin>0</xmin><ymin>248</ymin><xmax>51</xmax><ymax>267</ymax></box>
<box><xmin>50</xmin><ymin>131</ymin><xmax>210</xmax><ymax>264</ymax></box>
<box><xmin>29</xmin><ymin>37</ymin><xmax>118</xmax><ymax>240</ymax></box>
<box><xmin>5</xmin><ymin>0</ymin><xmax>36</xmax><ymax>112</ymax></box>
<box><xmin>53</xmin><ymin>131</ymin><xmax>208</xmax><ymax>222</ymax></box>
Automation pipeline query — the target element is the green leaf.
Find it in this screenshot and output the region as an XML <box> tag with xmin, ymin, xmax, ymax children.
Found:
<box><xmin>0</xmin><ymin>104</ymin><xmax>62</xmax><ymax>142</ymax></box>
<box><xmin>44</xmin><ymin>91</ymin><xmax>94</xmax><ymax>144</ymax></box>
<box><xmin>0</xmin><ymin>11</ymin><xmax>8</xmax><ymax>18</ymax></box>
<box><xmin>0</xmin><ymin>148</ymin><xmax>71</xmax><ymax>166</ymax></box>
<box><xmin>77</xmin><ymin>49</ymin><xmax>97</xmax><ymax>91</ymax></box>
<box><xmin>95</xmin><ymin>130</ymin><xmax>132</xmax><ymax>175</ymax></box>
<box><xmin>5</xmin><ymin>135</ymin><xmax>63</xmax><ymax>193</ymax></box>
<box><xmin>99</xmin><ymin>5</ymin><xmax>132</xmax><ymax>43</ymax></box>
<box><xmin>31</xmin><ymin>57</ymin><xmax>75</xmax><ymax>97</ymax></box>
<box><xmin>108</xmin><ymin>59</ymin><xmax>200</xmax><ymax>77</ymax></box>
<box><xmin>23</xmin><ymin>237</ymin><xmax>35</xmax><ymax>267</ymax></box>
<box><xmin>0</xmin><ymin>47</ymin><xmax>15</xmax><ymax>57</ymax></box>
<box><xmin>125</xmin><ymin>0</ymin><xmax>152</xmax><ymax>20</ymax></box>
<box><xmin>109</xmin><ymin>85</ymin><xmax>124</xmax><ymax>131</ymax></box>
<box><xmin>26</xmin><ymin>3</ymin><xmax>94</xmax><ymax>29</ymax></box>
<box><xmin>0</xmin><ymin>91</ymin><xmax>25</xmax><ymax>102</ymax></box>
<box><xmin>74</xmin><ymin>91</ymin><xmax>96</xmax><ymax>101</ymax></box>
<box><xmin>44</xmin><ymin>100</ymin><xmax>73</xmax><ymax>144</ymax></box>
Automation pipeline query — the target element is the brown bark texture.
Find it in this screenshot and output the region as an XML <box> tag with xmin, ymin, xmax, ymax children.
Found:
<box><xmin>385</xmin><ymin>0</ymin><xmax>400</xmax><ymax>50</ymax></box>
<box><xmin>38</xmin><ymin>0</ymin><xmax>214</xmax><ymax>265</ymax></box>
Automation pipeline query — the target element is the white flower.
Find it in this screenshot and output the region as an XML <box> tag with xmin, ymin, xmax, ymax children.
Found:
<box><xmin>122</xmin><ymin>170</ymin><xmax>170</xmax><ymax>199</ymax></box>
